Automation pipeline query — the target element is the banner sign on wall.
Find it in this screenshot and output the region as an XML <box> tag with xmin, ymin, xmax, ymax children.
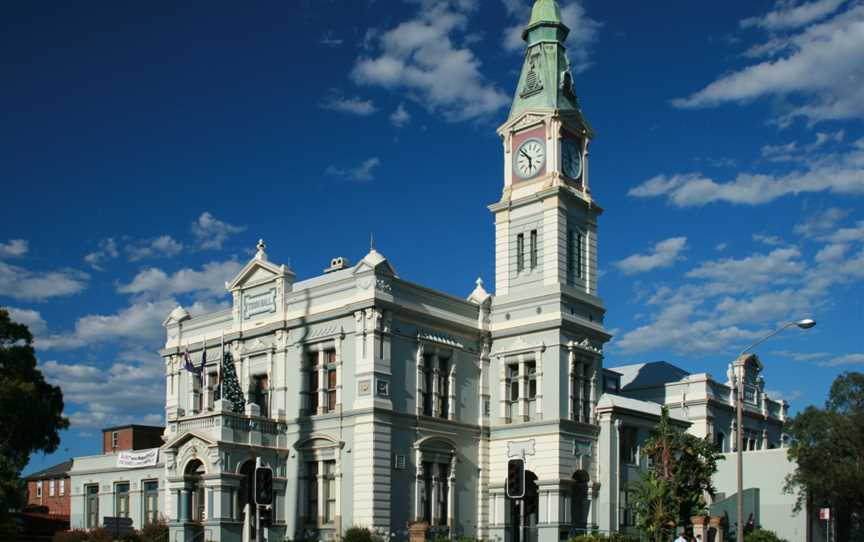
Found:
<box><xmin>116</xmin><ymin>448</ymin><xmax>159</xmax><ymax>468</ymax></box>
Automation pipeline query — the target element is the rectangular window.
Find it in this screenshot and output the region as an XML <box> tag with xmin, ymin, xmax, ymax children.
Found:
<box><xmin>577</xmin><ymin>231</ymin><xmax>584</xmax><ymax>279</ymax></box>
<box><xmin>59</xmin><ymin>479</ymin><xmax>65</xmax><ymax>496</ymax></box>
<box><xmin>324</xmin><ymin>461</ymin><xmax>336</xmax><ymax>524</ymax></box>
<box><xmin>36</xmin><ymin>481</ymin><xmax>42</xmax><ymax>498</ymax></box>
<box><xmin>111</xmin><ymin>431</ymin><xmax>119</xmax><ymax>449</ymax></box>
<box><xmin>115</xmin><ymin>483</ymin><xmax>130</xmax><ymax>518</ymax></box>
<box><xmin>527</xmin><ymin>361</ymin><xmax>537</xmax><ymax>420</ymax></box>
<box><xmin>530</xmin><ymin>229</ymin><xmax>538</xmax><ymax>269</ymax></box>
<box><xmin>566</xmin><ymin>229</ymin><xmax>575</xmax><ymax>285</ymax></box>
<box><xmin>423</xmin><ymin>354</ymin><xmax>434</xmax><ymax>416</ymax></box>
<box><xmin>143</xmin><ymin>480</ymin><xmax>159</xmax><ymax>524</ymax></box>
<box><xmin>507</xmin><ymin>363</ymin><xmax>519</xmax><ymax>420</ymax></box>
<box><xmin>438</xmin><ymin>357</ymin><xmax>449</xmax><ymax>418</ymax></box>
<box><xmin>516</xmin><ymin>233</ymin><xmax>525</xmax><ymax>272</ymax></box>
<box><xmin>309</xmin><ymin>366</ymin><xmax>319</xmax><ymax>414</ymax></box>
<box><xmin>327</xmin><ymin>369</ymin><xmax>337</xmax><ymax>411</ymax></box>
<box><xmin>620</xmin><ymin>426</ymin><xmax>638</xmax><ymax>465</ymax></box>
<box><xmin>253</xmin><ymin>374</ymin><xmax>269</xmax><ymax>417</ymax></box>
<box><xmin>307</xmin><ymin>462</ymin><xmax>319</xmax><ymax>524</ymax></box>
<box><xmin>85</xmin><ymin>485</ymin><xmax>99</xmax><ymax>529</ymax></box>
<box><xmin>49</xmin><ymin>479</ymin><xmax>55</xmax><ymax>497</ymax></box>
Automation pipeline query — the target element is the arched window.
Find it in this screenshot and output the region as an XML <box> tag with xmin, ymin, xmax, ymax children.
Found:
<box><xmin>414</xmin><ymin>438</ymin><xmax>456</xmax><ymax>529</ymax></box>
<box><xmin>714</xmin><ymin>431</ymin><xmax>726</xmax><ymax>453</ymax></box>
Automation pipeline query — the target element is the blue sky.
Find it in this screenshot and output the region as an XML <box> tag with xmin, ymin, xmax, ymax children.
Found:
<box><xmin>3</xmin><ymin>0</ymin><xmax>863</xmax><ymax>473</ymax></box>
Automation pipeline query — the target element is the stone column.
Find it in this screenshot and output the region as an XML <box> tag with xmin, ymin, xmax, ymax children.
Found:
<box><xmin>316</xmin><ymin>460</ymin><xmax>325</xmax><ymax>526</ymax></box>
<box><xmin>519</xmin><ymin>357</ymin><xmax>528</xmax><ymax>421</ymax></box>
<box><xmin>447</xmin><ymin>359</ymin><xmax>456</xmax><ymax>420</ymax></box>
<box><xmin>535</xmin><ymin>350</ymin><xmax>543</xmax><ymax>419</ymax></box>
<box><xmin>414</xmin><ymin>449</ymin><xmax>424</xmax><ymax>521</ymax></box>
<box><xmin>416</xmin><ymin>346</ymin><xmax>425</xmax><ymax>416</ymax></box>
<box><xmin>431</xmin><ymin>354</ymin><xmax>441</xmax><ymax>417</ymax></box>
<box><xmin>499</xmin><ymin>357</ymin><xmax>508</xmax><ymax>422</ymax></box>
<box><xmin>430</xmin><ymin>470</ymin><xmax>440</xmax><ymax>525</ymax></box>
<box><xmin>575</xmin><ymin>359</ymin><xmax>584</xmax><ymax>422</ymax></box>
<box><xmin>447</xmin><ymin>456</ymin><xmax>456</xmax><ymax>528</ymax></box>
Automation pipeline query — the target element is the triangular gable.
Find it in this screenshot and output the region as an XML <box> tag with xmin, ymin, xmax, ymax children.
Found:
<box><xmin>352</xmin><ymin>255</ymin><xmax>397</xmax><ymax>278</ymax></box>
<box><xmin>226</xmin><ymin>257</ymin><xmax>293</xmax><ymax>292</ymax></box>
<box><xmin>161</xmin><ymin>430</ymin><xmax>217</xmax><ymax>452</ymax></box>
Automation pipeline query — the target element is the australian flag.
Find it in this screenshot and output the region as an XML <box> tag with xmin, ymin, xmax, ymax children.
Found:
<box><xmin>183</xmin><ymin>346</ymin><xmax>204</xmax><ymax>385</ymax></box>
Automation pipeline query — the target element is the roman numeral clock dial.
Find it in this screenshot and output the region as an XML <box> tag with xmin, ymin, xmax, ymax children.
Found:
<box><xmin>514</xmin><ymin>138</ymin><xmax>545</xmax><ymax>180</ymax></box>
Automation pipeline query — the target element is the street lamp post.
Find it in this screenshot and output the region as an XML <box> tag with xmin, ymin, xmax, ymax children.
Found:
<box><xmin>734</xmin><ymin>318</ymin><xmax>816</xmax><ymax>542</ymax></box>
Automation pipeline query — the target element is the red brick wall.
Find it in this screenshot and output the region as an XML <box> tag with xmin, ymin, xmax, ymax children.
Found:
<box><xmin>26</xmin><ymin>478</ymin><xmax>70</xmax><ymax>517</ymax></box>
<box><xmin>102</xmin><ymin>428</ymin><xmax>133</xmax><ymax>453</ymax></box>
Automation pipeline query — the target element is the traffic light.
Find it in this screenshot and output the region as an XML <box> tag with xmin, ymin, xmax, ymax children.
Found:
<box><xmin>255</xmin><ymin>466</ymin><xmax>274</xmax><ymax>506</ymax></box>
<box><xmin>258</xmin><ymin>506</ymin><xmax>272</xmax><ymax>527</ymax></box>
<box><xmin>506</xmin><ymin>458</ymin><xmax>525</xmax><ymax>499</ymax></box>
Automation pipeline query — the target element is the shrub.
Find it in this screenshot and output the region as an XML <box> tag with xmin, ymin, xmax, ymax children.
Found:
<box><xmin>345</xmin><ymin>526</ymin><xmax>375</xmax><ymax>542</ymax></box>
<box><xmin>139</xmin><ymin>519</ymin><xmax>169</xmax><ymax>542</ymax></box>
<box><xmin>87</xmin><ymin>527</ymin><xmax>113</xmax><ymax>542</ymax></box>
<box><xmin>745</xmin><ymin>529</ymin><xmax>788</xmax><ymax>542</ymax></box>
<box><xmin>52</xmin><ymin>530</ymin><xmax>88</xmax><ymax>542</ymax></box>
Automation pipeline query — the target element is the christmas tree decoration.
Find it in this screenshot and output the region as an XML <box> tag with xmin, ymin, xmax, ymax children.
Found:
<box><xmin>221</xmin><ymin>350</ymin><xmax>246</xmax><ymax>414</ymax></box>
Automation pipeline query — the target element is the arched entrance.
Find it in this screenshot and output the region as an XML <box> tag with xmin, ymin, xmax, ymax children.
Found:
<box><xmin>184</xmin><ymin>459</ymin><xmax>206</xmax><ymax>522</ymax></box>
<box><xmin>238</xmin><ymin>460</ymin><xmax>257</xmax><ymax>542</ymax></box>
<box><xmin>571</xmin><ymin>470</ymin><xmax>590</xmax><ymax>533</ymax></box>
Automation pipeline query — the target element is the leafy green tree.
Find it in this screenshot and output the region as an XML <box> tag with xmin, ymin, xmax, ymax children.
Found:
<box><xmin>632</xmin><ymin>407</ymin><xmax>723</xmax><ymax>540</ymax></box>
<box><xmin>785</xmin><ymin>372</ymin><xmax>864</xmax><ymax>541</ymax></box>
<box><xmin>744</xmin><ymin>528</ymin><xmax>788</xmax><ymax>542</ymax></box>
<box><xmin>0</xmin><ymin>309</ymin><xmax>69</xmax><ymax>526</ymax></box>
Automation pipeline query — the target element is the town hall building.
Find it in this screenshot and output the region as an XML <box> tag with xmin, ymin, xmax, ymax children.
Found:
<box><xmin>143</xmin><ymin>2</ymin><xmax>796</xmax><ymax>541</ymax></box>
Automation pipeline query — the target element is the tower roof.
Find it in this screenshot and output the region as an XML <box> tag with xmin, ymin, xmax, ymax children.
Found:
<box><xmin>523</xmin><ymin>0</ymin><xmax>569</xmax><ymax>42</ymax></box>
<box><xmin>507</xmin><ymin>0</ymin><xmax>586</xmax><ymax>124</ymax></box>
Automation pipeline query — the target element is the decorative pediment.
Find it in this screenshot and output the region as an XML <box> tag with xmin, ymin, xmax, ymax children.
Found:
<box><xmin>352</xmin><ymin>248</ymin><xmax>398</xmax><ymax>278</ymax></box>
<box><xmin>225</xmin><ymin>239</ymin><xmax>295</xmax><ymax>293</ymax></box>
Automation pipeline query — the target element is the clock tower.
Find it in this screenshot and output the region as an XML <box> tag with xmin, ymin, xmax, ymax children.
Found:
<box><xmin>486</xmin><ymin>5</ymin><xmax>609</xmax><ymax>535</ymax></box>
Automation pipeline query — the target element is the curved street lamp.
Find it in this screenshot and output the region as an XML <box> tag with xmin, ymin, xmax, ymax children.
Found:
<box><xmin>734</xmin><ymin>318</ymin><xmax>816</xmax><ymax>542</ymax></box>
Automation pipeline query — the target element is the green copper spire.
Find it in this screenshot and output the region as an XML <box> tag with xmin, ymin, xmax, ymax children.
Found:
<box><xmin>522</xmin><ymin>0</ymin><xmax>569</xmax><ymax>44</ymax></box>
<box><xmin>508</xmin><ymin>0</ymin><xmax>583</xmax><ymax>121</ymax></box>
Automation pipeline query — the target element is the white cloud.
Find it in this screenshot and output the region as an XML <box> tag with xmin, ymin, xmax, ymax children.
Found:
<box><xmin>351</xmin><ymin>0</ymin><xmax>509</xmax><ymax>122</ymax></box>
<box><xmin>716</xmin><ymin>242</ymin><xmax>728</xmax><ymax>251</ymax></box>
<box><xmin>501</xmin><ymin>1</ymin><xmax>601</xmax><ymax>74</ymax></box>
<box><xmin>614</xmin><ymin>237</ymin><xmax>687</xmax><ymax>275</ymax></box>
<box><xmin>320</xmin><ymin>93</ymin><xmax>378</xmax><ymax>116</ymax></box>
<box><xmin>117</xmin><ymin>259</ymin><xmax>242</xmax><ymax>298</ymax></box>
<box><xmin>0</xmin><ymin>239</ymin><xmax>28</xmax><ymax>258</ymax></box>
<box><xmin>0</xmin><ymin>261</ymin><xmax>88</xmax><ymax>301</ymax></box>
<box><xmin>5</xmin><ymin>306</ymin><xmax>47</xmax><ymax>335</ymax></box>
<box><xmin>794</xmin><ymin>207</ymin><xmax>850</xmax><ymax>237</ymax></box>
<box><xmin>611</xmin><ymin>240</ymin><xmax>844</xmax><ymax>356</ymax></box>
<box><xmin>191</xmin><ymin>212</ymin><xmax>245</xmax><ymax>250</ymax></box>
<box><xmin>38</xmin><ymin>297</ymin><xmax>227</xmax><ymax>351</ymax></box>
<box><xmin>674</xmin><ymin>3</ymin><xmax>864</xmax><ymax>124</ymax></box>
<box><xmin>815</xmin><ymin>243</ymin><xmax>848</xmax><ymax>262</ymax></box>
<box><xmin>741</xmin><ymin>0</ymin><xmax>848</xmax><ymax>31</ymax></box>
<box><xmin>390</xmin><ymin>103</ymin><xmax>412</xmax><ymax>127</ymax></box>
<box><xmin>772</xmin><ymin>349</ymin><xmax>831</xmax><ymax>361</ymax></box>
<box><xmin>320</xmin><ymin>32</ymin><xmax>344</xmax><ymax>47</ymax></box>
<box><xmin>127</xmin><ymin>235</ymin><xmax>183</xmax><ymax>261</ymax></box>
<box><xmin>761</xmin><ymin>130</ymin><xmax>845</xmax><ymax>162</ymax></box>
<box><xmin>765</xmin><ymin>388</ymin><xmax>803</xmax><ymax>402</ymax></box>
<box><xmin>41</xmin><ymin>356</ymin><xmax>165</xmax><ymax>430</ymax></box>
<box><xmin>325</xmin><ymin>157</ymin><xmax>382</xmax><ymax>182</ymax></box>
<box><xmin>687</xmin><ymin>247</ymin><xmax>804</xmax><ymax>284</ymax></box>
<box><xmin>84</xmin><ymin>238</ymin><xmax>119</xmax><ymax>270</ymax></box>
<box><xmin>820</xmin><ymin>353</ymin><xmax>864</xmax><ymax>366</ymax></box>
<box><xmin>824</xmin><ymin>220</ymin><xmax>864</xmax><ymax>243</ymax></box>
<box><xmin>628</xmin><ymin>141</ymin><xmax>864</xmax><ymax>206</ymax></box>
<box><xmin>753</xmin><ymin>233</ymin><xmax>785</xmax><ymax>246</ymax></box>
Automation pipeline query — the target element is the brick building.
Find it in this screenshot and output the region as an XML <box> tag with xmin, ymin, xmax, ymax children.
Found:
<box><xmin>25</xmin><ymin>460</ymin><xmax>73</xmax><ymax>517</ymax></box>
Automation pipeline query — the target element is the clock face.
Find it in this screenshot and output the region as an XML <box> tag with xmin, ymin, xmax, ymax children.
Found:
<box><xmin>561</xmin><ymin>139</ymin><xmax>582</xmax><ymax>180</ymax></box>
<box><xmin>514</xmin><ymin>138</ymin><xmax>546</xmax><ymax>179</ymax></box>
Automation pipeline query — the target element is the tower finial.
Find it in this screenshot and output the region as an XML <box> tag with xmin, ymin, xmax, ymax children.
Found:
<box><xmin>370</xmin><ymin>232</ymin><xmax>375</xmax><ymax>252</ymax></box>
<box><xmin>255</xmin><ymin>238</ymin><xmax>267</xmax><ymax>261</ymax></box>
